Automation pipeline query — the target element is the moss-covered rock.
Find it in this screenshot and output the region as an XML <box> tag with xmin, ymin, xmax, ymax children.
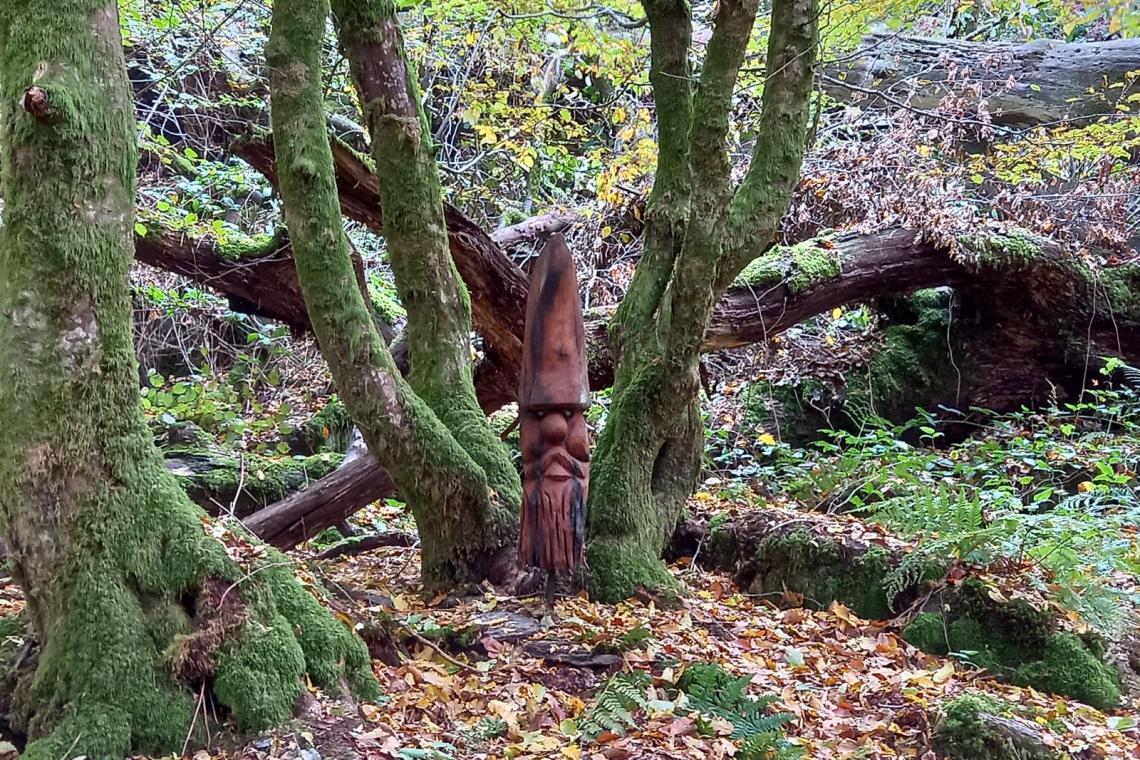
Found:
<box><xmin>902</xmin><ymin>580</ymin><xmax>1120</xmax><ymax>710</ymax></box>
<box><xmin>901</xmin><ymin>611</ymin><xmax>949</xmax><ymax>654</ymax></box>
<box><xmin>1013</xmin><ymin>633</ymin><xmax>1121</xmax><ymax>710</ymax></box>
<box><xmin>933</xmin><ymin>693</ymin><xmax>1057</xmax><ymax>760</ymax></box>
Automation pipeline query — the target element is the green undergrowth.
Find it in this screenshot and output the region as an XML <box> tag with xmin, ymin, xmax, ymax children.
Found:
<box><xmin>903</xmin><ymin>579</ymin><xmax>1120</xmax><ymax>709</ymax></box>
<box><xmin>744</xmin><ymin>385</ymin><xmax>1140</xmax><ymax>639</ymax></box>
<box><xmin>676</xmin><ymin>663</ymin><xmax>799</xmax><ymax>759</ymax></box>
<box><xmin>578</xmin><ymin>663</ymin><xmax>797</xmax><ymax>758</ymax></box>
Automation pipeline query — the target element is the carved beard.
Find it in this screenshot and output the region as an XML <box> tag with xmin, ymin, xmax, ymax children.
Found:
<box><xmin>518</xmin><ymin>408</ymin><xmax>590</xmax><ymax>570</ymax></box>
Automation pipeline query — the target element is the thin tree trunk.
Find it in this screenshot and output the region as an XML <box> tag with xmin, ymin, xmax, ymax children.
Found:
<box><xmin>0</xmin><ymin>2</ymin><xmax>376</xmax><ymax>755</ymax></box>
<box><xmin>584</xmin><ymin>0</ymin><xmax>819</xmax><ymax>602</ymax></box>
<box><xmin>268</xmin><ymin>0</ymin><xmax>517</xmax><ymax>590</ymax></box>
<box><xmin>326</xmin><ymin>2</ymin><xmax>520</xmax><ymax>503</ymax></box>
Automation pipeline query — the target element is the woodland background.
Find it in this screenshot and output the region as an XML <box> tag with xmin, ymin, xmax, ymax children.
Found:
<box><xmin>1</xmin><ymin>0</ymin><xmax>1140</xmax><ymax>758</ymax></box>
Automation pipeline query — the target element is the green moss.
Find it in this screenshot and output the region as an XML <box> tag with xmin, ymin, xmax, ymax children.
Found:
<box><xmin>1098</xmin><ymin>264</ymin><xmax>1140</xmax><ymax>322</ymax></box>
<box><xmin>787</xmin><ymin>242</ymin><xmax>841</xmax><ymax>294</ymax></box>
<box><xmin>902</xmin><ymin>612</ymin><xmax>949</xmax><ymax>655</ymax></box>
<box><xmin>733</xmin><ymin>252</ymin><xmax>785</xmax><ymax>287</ymax></box>
<box><xmin>293</xmin><ymin>396</ymin><xmax>355</xmax><ymax>455</ymax></box>
<box><xmin>742</xmin><ymin>378</ymin><xmax>838</xmax><ymax>447</ymax></box>
<box><xmin>732</xmin><ymin>238</ymin><xmax>840</xmax><ymax>294</ymax></box>
<box><xmin>960</xmin><ymin>229</ymin><xmax>1043</xmax><ymax>267</ymax></box>
<box><xmin>954</xmin><ymin>578</ymin><xmax>1052</xmax><ymax>651</ymax></box>
<box><xmin>217</xmin><ymin>229</ymin><xmax>287</xmax><ymax>262</ymax></box>
<box><xmin>214</xmin><ymin>613</ymin><xmax>306</xmax><ymax>731</ymax></box>
<box><xmin>584</xmin><ymin>365</ymin><xmax>694</xmax><ymax>603</ymax></box>
<box><xmin>750</xmin><ymin>529</ymin><xmax>896</xmax><ymax>619</ymax></box>
<box><xmin>1013</xmin><ymin>633</ymin><xmax>1120</xmax><ymax>710</ymax></box>
<box><xmin>844</xmin><ymin>290</ymin><xmax>959</xmax><ymax>428</ymax></box>
<box><xmin>933</xmin><ymin>693</ymin><xmax>1057</xmax><ymax>760</ymax></box>
<box><xmin>164</xmin><ymin>443</ymin><xmax>344</xmax><ymax>517</ymax></box>
<box><xmin>586</xmin><ymin>538</ymin><xmax>681</xmax><ymax>605</ymax></box>
<box><xmin>903</xmin><ymin>581</ymin><xmax>1117</xmax><ymax>709</ymax></box>
<box><xmin>260</xmin><ymin>551</ymin><xmax>379</xmax><ymax>701</ymax></box>
<box><xmin>946</xmin><ymin>616</ymin><xmax>1028</xmax><ymax>674</ymax></box>
<box><xmin>368</xmin><ymin>274</ymin><xmax>406</xmax><ymax>326</ymax></box>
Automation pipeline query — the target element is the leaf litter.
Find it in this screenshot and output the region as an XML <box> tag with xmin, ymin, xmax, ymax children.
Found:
<box><xmin>0</xmin><ymin>498</ymin><xmax>1135</xmax><ymax>759</ymax></box>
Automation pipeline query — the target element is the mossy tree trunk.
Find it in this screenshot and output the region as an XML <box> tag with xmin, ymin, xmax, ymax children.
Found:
<box><xmin>267</xmin><ymin>0</ymin><xmax>520</xmax><ymax>591</ymax></box>
<box><xmin>587</xmin><ymin>0</ymin><xmax>819</xmax><ymax>601</ymax></box>
<box><xmin>0</xmin><ymin>2</ymin><xmax>377</xmax><ymax>756</ymax></box>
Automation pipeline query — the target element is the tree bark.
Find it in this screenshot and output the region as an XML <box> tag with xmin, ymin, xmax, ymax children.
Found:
<box><xmin>235</xmin><ymin>137</ymin><xmax>532</xmax><ymax>369</ymax></box>
<box><xmin>824</xmin><ymin>33</ymin><xmax>1140</xmax><ymax>129</ymax></box>
<box><xmin>584</xmin><ymin>0</ymin><xmax>819</xmax><ymax>603</ymax></box>
<box><xmin>268</xmin><ymin>0</ymin><xmax>521</xmax><ymax>590</ymax></box>
<box><xmin>0</xmin><ymin>2</ymin><xmax>376</xmax><ymax>755</ymax></box>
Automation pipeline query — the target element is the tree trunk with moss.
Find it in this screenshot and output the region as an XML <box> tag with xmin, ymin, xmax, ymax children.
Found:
<box><xmin>267</xmin><ymin>0</ymin><xmax>519</xmax><ymax>591</ymax></box>
<box><xmin>0</xmin><ymin>3</ymin><xmax>377</xmax><ymax>756</ymax></box>
<box><xmin>585</xmin><ymin>0</ymin><xmax>819</xmax><ymax>602</ymax></box>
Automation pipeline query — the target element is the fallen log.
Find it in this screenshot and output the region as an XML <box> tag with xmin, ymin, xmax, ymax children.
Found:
<box><xmin>824</xmin><ymin>33</ymin><xmax>1140</xmax><ymax>129</ymax></box>
<box><xmin>244</xmin><ymin>227</ymin><xmax>1140</xmax><ymax>549</ymax></box>
<box><xmin>243</xmin><ymin>454</ymin><xmax>394</xmax><ymax>548</ymax></box>
<box><xmin>234</xmin><ymin>138</ymin><xmax>535</xmax><ymax>370</ymax></box>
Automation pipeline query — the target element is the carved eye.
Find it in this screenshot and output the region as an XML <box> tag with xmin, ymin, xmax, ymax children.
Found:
<box><xmin>562</xmin><ymin>409</ymin><xmax>573</xmax><ymax>419</ymax></box>
<box><xmin>534</xmin><ymin>410</ymin><xmax>546</xmax><ymax>419</ymax></box>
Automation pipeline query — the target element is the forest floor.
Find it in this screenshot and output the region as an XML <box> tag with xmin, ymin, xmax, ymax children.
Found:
<box><xmin>2</xmin><ymin>500</ymin><xmax>1134</xmax><ymax>760</ymax></box>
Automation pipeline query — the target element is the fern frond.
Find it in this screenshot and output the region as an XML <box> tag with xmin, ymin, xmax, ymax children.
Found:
<box><xmin>579</xmin><ymin>671</ymin><xmax>649</xmax><ymax>742</ymax></box>
<box><xmin>677</xmin><ymin>663</ymin><xmax>796</xmax><ymax>744</ymax></box>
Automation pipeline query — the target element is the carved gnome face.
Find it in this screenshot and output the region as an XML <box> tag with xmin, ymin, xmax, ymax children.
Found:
<box><xmin>517</xmin><ymin>234</ymin><xmax>590</xmax><ymax>571</ymax></box>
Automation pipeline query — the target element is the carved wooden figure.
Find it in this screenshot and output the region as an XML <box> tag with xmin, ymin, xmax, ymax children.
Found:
<box><xmin>518</xmin><ymin>234</ymin><xmax>590</xmax><ymax>573</ymax></box>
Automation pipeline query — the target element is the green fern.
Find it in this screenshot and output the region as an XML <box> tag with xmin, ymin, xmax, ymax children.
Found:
<box><xmin>858</xmin><ymin>483</ymin><xmax>985</xmax><ymax>538</ymax></box>
<box><xmin>677</xmin><ymin>663</ymin><xmax>799</xmax><ymax>757</ymax></box>
<box><xmin>739</xmin><ymin>733</ymin><xmax>802</xmax><ymax>760</ymax></box>
<box><xmin>579</xmin><ymin>671</ymin><xmax>650</xmax><ymax>742</ymax></box>
<box><xmin>1111</xmin><ymin>359</ymin><xmax>1140</xmax><ymax>388</ymax></box>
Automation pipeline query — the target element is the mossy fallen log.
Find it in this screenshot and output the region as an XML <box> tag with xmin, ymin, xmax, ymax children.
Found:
<box><xmin>676</xmin><ymin>508</ymin><xmax>945</xmax><ymax>620</ymax></box>
<box><xmin>933</xmin><ymin>693</ymin><xmax>1057</xmax><ymax>760</ymax></box>
<box><xmin>903</xmin><ymin>578</ymin><xmax>1121</xmax><ymax>710</ymax></box>
<box><xmin>159</xmin><ymin>426</ymin><xmax>343</xmax><ymax>517</ymax></box>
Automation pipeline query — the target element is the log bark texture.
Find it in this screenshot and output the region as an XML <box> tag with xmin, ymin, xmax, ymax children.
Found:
<box><xmin>824</xmin><ymin>33</ymin><xmax>1140</xmax><ymax>129</ymax></box>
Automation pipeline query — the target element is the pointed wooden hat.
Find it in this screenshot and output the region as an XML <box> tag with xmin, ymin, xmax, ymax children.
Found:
<box><xmin>518</xmin><ymin>234</ymin><xmax>590</xmax><ymax>410</ymax></box>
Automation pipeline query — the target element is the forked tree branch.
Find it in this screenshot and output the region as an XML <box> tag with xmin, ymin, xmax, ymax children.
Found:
<box><xmin>665</xmin><ymin>0</ymin><xmax>762</xmax><ymax>368</ymax></box>
<box><xmin>717</xmin><ymin>0</ymin><xmax>819</xmax><ymax>292</ymax></box>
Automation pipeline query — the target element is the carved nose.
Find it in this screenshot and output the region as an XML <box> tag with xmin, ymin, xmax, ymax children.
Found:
<box><xmin>539</xmin><ymin>410</ymin><xmax>568</xmax><ymax>442</ymax></box>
